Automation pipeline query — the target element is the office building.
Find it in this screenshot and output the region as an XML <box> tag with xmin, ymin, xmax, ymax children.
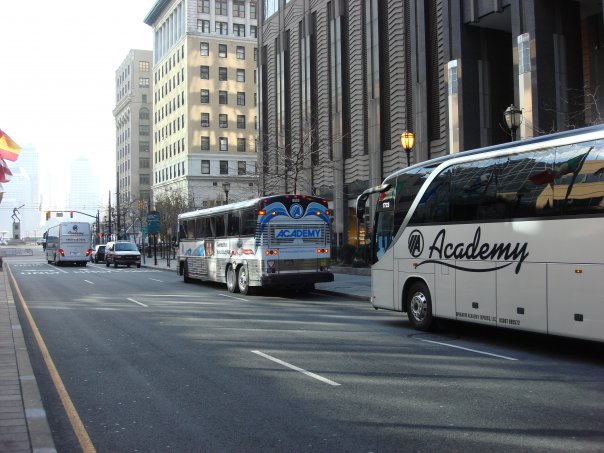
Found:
<box><xmin>114</xmin><ymin>49</ymin><xmax>154</xmax><ymax>211</ymax></box>
<box><xmin>144</xmin><ymin>0</ymin><xmax>258</xmax><ymax>208</ymax></box>
<box><xmin>259</xmin><ymin>0</ymin><xmax>604</xmax><ymax>246</ymax></box>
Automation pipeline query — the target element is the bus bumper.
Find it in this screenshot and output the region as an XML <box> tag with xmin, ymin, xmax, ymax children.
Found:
<box><xmin>261</xmin><ymin>272</ymin><xmax>334</xmax><ymax>287</ymax></box>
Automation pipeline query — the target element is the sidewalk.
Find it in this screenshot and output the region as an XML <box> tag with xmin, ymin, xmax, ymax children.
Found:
<box><xmin>0</xmin><ymin>261</ymin><xmax>56</xmax><ymax>453</ymax></box>
<box><xmin>141</xmin><ymin>254</ymin><xmax>372</xmax><ymax>301</ymax></box>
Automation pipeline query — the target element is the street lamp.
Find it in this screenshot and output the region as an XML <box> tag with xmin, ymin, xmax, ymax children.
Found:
<box><xmin>504</xmin><ymin>104</ymin><xmax>523</xmax><ymax>141</ymax></box>
<box><xmin>400</xmin><ymin>131</ymin><xmax>415</xmax><ymax>167</ymax></box>
<box><xmin>222</xmin><ymin>182</ymin><xmax>230</xmax><ymax>205</ymax></box>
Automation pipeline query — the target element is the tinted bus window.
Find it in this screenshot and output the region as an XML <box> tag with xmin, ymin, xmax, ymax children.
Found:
<box><xmin>241</xmin><ymin>208</ymin><xmax>256</xmax><ymax>236</ymax></box>
<box><xmin>410</xmin><ymin>169</ymin><xmax>451</xmax><ymax>224</ymax></box>
<box><xmin>554</xmin><ymin>140</ymin><xmax>604</xmax><ymax>215</ymax></box>
<box><xmin>214</xmin><ymin>214</ymin><xmax>226</xmax><ymax>237</ymax></box>
<box><xmin>227</xmin><ymin>211</ymin><xmax>240</xmax><ymax>236</ymax></box>
<box><xmin>393</xmin><ymin>166</ymin><xmax>434</xmax><ymax>231</ymax></box>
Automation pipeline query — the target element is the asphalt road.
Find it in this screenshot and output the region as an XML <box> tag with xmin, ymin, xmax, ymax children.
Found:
<box><xmin>8</xmin><ymin>256</ymin><xmax>604</xmax><ymax>452</ymax></box>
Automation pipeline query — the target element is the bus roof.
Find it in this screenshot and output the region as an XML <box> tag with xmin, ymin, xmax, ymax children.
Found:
<box><xmin>386</xmin><ymin>124</ymin><xmax>604</xmax><ymax>182</ymax></box>
<box><xmin>178</xmin><ymin>194</ymin><xmax>328</xmax><ymax>220</ymax></box>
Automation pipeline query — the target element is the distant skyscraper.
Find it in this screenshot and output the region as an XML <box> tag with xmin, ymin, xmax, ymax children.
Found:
<box><xmin>66</xmin><ymin>156</ymin><xmax>101</xmax><ymax>222</ymax></box>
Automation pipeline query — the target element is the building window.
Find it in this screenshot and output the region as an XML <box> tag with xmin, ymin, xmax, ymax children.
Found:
<box><xmin>237</xmin><ymin>138</ymin><xmax>246</xmax><ymax>152</ymax></box>
<box><xmin>142</xmin><ymin>94</ymin><xmax>147</xmax><ymax>103</ymax></box>
<box><xmin>219</xmin><ymin>67</ymin><xmax>228</xmax><ymax>81</ymax></box>
<box><xmin>220</xmin><ymin>160</ymin><xmax>228</xmax><ymax>174</ymax></box>
<box><xmin>200</xmin><ymin>42</ymin><xmax>209</xmax><ymax>56</ymax></box>
<box><xmin>200</xmin><ymin>65</ymin><xmax>209</xmax><ymax>79</ymax></box>
<box><xmin>236</xmin><ymin>69</ymin><xmax>245</xmax><ymax>82</ymax></box>
<box><xmin>197</xmin><ymin>19</ymin><xmax>210</xmax><ymax>33</ymax></box>
<box><xmin>233</xmin><ymin>24</ymin><xmax>246</xmax><ymax>37</ymax></box>
<box><xmin>237</xmin><ymin>114</ymin><xmax>246</xmax><ymax>129</ymax></box>
<box><xmin>139</xmin><ymin>157</ymin><xmax>150</xmax><ymax>168</ymax></box>
<box><xmin>236</xmin><ymin>46</ymin><xmax>245</xmax><ymax>60</ymax></box>
<box><xmin>215</xmin><ymin>0</ymin><xmax>227</xmax><ymax>15</ymax></box>
<box><xmin>140</xmin><ymin>142</ymin><xmax>149</xmax><ymax>152</ymax></box>
<box><xmin>140</xmin><ymin>174</ymin><xmax>150</xmax><ymax>184</ymax></box>
<box><xmin>201</xmin><ymin>112</ymin><xmax>210</xmax><ymax>127</ymax></box>
<box><xmin>201</xmin><ymin>136</ymin><xmax>210</xmax><ymax>150</ymax></box>
<box><xmin>139</xmin><ymin>125</ymin><xmax>150</xmax><ymax>136</ymax></box>
<box><xmin>219</xmin><ymin>137</ymin><xmax>228</xmax><ymax>151</ymax></box>
<box><xmin>238</xmin><ymin>161</ymin><xmax>246</xmax><ymax>175</ymax></box>
<box><xmin>219</xmin><ymin>44</ymin><xmax>227</xmax><ymax>58</ymax></box>
<box><xmin>254</xmin><ymin>48</ymin><xmax>257</xmax><ymax>61</ymax></box>
<box><xmin>250</xmin><ymin>2</ymin><xmax>257</xmax><ymax>19</ymax></box>
<box><xmin>139</xmin><ymin>108</ymin><xmax>150</xmax><ymax>120</ymax></box>
<box><xmin>250</xmin><ymin>26</ymin><xmax>257</xmax><ymax>38</ymax></box>
<box><xmin>197</xmin><ymin>0</ymin><xmax>210</xmax><ymax>13</ymax></box>
<box><xmin>216</xmin><ymin>21</ymin><xmax>228</xmax><ymax>35</ymax></box>
<box><xmin>219</xmin><ymin>91</ymin><xmax>228</xmax><ymax>104</ymax></box>
<box><xmin>233</xmin><ymin>0</ymin><xmax>245</xmax><ymax>17</ymax></box>
<box><xmin>219</xmin><ymin>114</ymin><xmax>228</xmax><ymax>128</ymax></box>
<box><xmin>200</xmin><ymin>89</ymin><xmax>210</xmax><ymax>103</ymax></box>
<box><xmin>201</xmin><ymin>159</ymin><xmax>210</xmax><ymax>174</ymax></box>
<box><xmin>139</xmin><ymin>61</ymin><xmax>149</xmax><ymax>72</ymax></box>
<box><xmin>139</xmin><ymin>77</ymin><xmax>149</xmax><ymax>87</ymax></box>
<box><xmin>237</xmin><ymin>92</ymin><xmax>245</xmax><ymax>106</ymax></box>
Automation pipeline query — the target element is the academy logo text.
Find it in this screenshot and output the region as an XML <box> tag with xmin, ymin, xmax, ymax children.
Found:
<box><xmin>409</xmin><ymin>227</ymin><xmax>529</xmax><ymax>274</ymax></box>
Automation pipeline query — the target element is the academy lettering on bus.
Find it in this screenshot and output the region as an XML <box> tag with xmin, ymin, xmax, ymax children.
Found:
<box><xmin>274</xmin><ymin>228</ymin><xmax>322</xmax><ymax>239</ymax></box>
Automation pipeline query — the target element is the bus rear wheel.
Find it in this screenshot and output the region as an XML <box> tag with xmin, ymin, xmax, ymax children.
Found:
<box><xmin>183</xmin><ymin>262</ymin><xmax>193</xmax><ymax>283</ymax></box>
<box><xmin>237</xmin><ymin>266</ymin><xmax>252</xmax><ymax>295</ymax></box>
<box><xmin>226</xmin><ymin>266</ymin><xmax>239</xmax><ymax>293</ymax></box>
<box><xmin>406</xmin><ymin>281</ymin><xmax>434</xmax><ymax>331</ymax></box>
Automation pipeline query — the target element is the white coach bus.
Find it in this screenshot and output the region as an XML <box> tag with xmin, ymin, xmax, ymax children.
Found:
<box><xmin>177</xmin><ymin>194</ymin><xmax>334</xmax><ymax>294</ymax></box>
<box><xmin>45</xmin><ymin>222</ymin><xmax>92</xmax><ymax>266</ymax></box>
<box><xmin>356</xmin><ymin>125</ymin><xmax>604</xmax><ymax>342</ymax></box>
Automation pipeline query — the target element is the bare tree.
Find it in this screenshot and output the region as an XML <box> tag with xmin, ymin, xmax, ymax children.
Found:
<box><xmin>153</xmin><ymin>191</ymin><xmax>195</xmax><ymax>242</ymax></box>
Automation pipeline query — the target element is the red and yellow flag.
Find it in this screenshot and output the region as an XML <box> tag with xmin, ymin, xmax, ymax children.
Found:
<box><xmin>0</xmin><ymin>129</ymin><xmax>22</xmax><ymax>161</ymax></box>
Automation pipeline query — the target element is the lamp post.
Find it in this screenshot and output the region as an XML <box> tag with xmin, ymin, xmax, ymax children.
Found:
<box><xmin>504</xmin><ymin>104</ymin><xmax>523</xmax><ymax>141</ymax></box>
<box><xmin>400</xmin><ymin>131</ymin><xmax>415</xmax><ymax>167</ymax></box>
<box><xmin>222</xmin><ymin>182</ymin><xmax>230</xmax><ymax>205</ymax></box>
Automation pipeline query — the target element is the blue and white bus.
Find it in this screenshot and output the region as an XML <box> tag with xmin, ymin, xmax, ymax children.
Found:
<box><xmin>177</xmin><ymin>194</ymin><xmax>334</xmax><ymax>294</ymax></box>
<box><xmin>357</xmin><ymin>125</ymin><xmax>604</xmax><ymax>342</ymax></box>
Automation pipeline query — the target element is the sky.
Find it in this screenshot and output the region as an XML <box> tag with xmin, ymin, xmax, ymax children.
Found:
<box><xmin>0</xmin><ymin>0</ymin><xmax>156</xmax><ymax>211</ymax></box>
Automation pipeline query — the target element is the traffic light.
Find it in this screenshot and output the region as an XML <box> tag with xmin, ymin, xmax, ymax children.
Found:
<box><xmin>70</xmin><ymin>211</ymin><xmax>74</xmax><ymax>218</ymax></box>
<box><xmin>45</xmin><ymin>211</ymin><xmax>50</xmax><ymax>220</ymax></box>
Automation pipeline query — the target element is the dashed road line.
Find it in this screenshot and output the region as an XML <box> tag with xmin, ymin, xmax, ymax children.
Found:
<box><xmin>251</xmin><ymin>350</ymin><xmax>341</xmax><ymax>386</ymax></box>
<box><xmin>417</xmin><ymin>338</ymin><xmax>518</xmax><ymax>361</ymax></box>
<box><xmin>127</xmin><ymin>298</ymin><xmax>148</xmax><ymax>308</ymax></box>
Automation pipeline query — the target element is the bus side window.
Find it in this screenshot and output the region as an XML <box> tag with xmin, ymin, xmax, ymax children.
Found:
<box><xmin>228</xmin><ymin>211</ymin><xmax>240</xmax><ymax>236</ymax></box>
<box><xmin>214</xmin><ymin>215</ymin><xmax>226</xmax><ymax>237</ymax></box>
<box><xmin>410</xmin><ymin>169</ymin><xmax>451</xmax><ymax>224</ymax></box>
<box><xmin>554</xmin><ymin>140</ymin><xmax>604</xmax><ymax>215</ymax></box>
<box><xmin>241</xmin><ymin>209</ymin><xmax>256</xmax><ymax>236</ymax></box>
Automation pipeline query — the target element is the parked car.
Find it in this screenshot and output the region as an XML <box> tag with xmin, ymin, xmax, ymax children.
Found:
<box><xmin>90</xmin><ymin>244</ymin><xmax>106</xmax><ymax>263</ymax></box>
<box><xmin>105</xmin><ymin>241</ymin><xmax>141</xmax><ymax>268</ymax></box>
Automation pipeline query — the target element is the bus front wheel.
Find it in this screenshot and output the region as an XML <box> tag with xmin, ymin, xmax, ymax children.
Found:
<box><xmin>226</xmin><ymin>266</ymin><xmax>239</xmax><ymax>293</ymax></box>
<box><xmin>406</xmin><ymin>281</ymin><xmax>433</xmax><ymax>331</ymax></box>
<box><xmin>237</xmin><ymin>266</ymin><xmax>252</xmax><ymax>295</ymax></box>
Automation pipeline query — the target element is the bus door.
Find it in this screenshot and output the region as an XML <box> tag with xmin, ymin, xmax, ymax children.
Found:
<box><xmin>371</xmin><ymin>189</ymin><xmax>396</xmax><ymax>310</ymax></box>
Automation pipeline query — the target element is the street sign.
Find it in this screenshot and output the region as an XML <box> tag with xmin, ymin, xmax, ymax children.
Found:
<box><xmin>147</xmin><ymin>211</ymin><xmax>160</xmax><ymax>234</ymax></box>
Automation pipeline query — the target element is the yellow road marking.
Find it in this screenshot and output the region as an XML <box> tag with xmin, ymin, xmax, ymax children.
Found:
<box><xmin>7</xmin><ymin>265</ymin><xmax>96</xmax><ymax>453</ymax></box>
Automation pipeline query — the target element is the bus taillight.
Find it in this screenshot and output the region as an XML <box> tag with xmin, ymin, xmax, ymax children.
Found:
<box><xmin>265</xmin><ymin>249</ymin><xmax>279</xmax><ymax>255</ymax></box>
<box><xmin>317</xmin><ymin>248</ymin><xmax>329</xmax><ymax>254</ymax></box>
<box><xmin>58</xmin><ymin>249</ymin><xmax>65</xmax><ymax>256</ymax></box>
<box><xmin>85</xmin><ymin>249</ymin><xmax>92</xmax><ymax>256</ymax></box>
<box><xmin>258</xmin><ymin>209</ymin><xmax>266</xmax><ymax>216</ymax></box>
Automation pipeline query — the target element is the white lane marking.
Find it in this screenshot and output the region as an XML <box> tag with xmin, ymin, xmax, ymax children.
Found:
<box><xmin>218</xmin><ymin>293</ymin><xmax>248</xmax><ymax>301</ymax></box>
<box><xmin>417</xmin><ymin>338</ymin><xmax>518</xmax><ymax>361</ymax></box>
<box><xmin>251</xmin><ymin>350</ymin><xmax>341</xmax><ymax>386</ymax></box>
<box><xmin>127</xmin><ymin>298</ymin><xmax>148</xmax><ymax>308</ymax></box>
<box><xmin>46</xmin><ymin>263</ymin><xmax>68</xmax><ymax>274</ymax></box>
<box><xmin>84</xmin><ymin>280</ymin><xmax>94</xmax><ymax>285</ymax></box>
<box><xmin>149</xmin><ymin>278</ymin><xmax>163</xmax><ymax>282</ymax></box>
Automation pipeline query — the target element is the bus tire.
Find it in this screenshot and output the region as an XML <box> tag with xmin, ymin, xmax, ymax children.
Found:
<box><xmin>406</xmin><ymin>281</ymin><xmax>434</xmax><ymax>331</ymax></box>
<box><xmin>237</xmin><ymin>266</ymin><xmax>253</xmax><ymax>295</ymax></box>
<box><xmin>183</xmin><ymin>262</ymin><xmax>193</xmax><ymax>283</ymax></box>
<box><xmin>226</xmin><ymin>265</ymin><xmax>239</xmax><ymax>293</ymax></box>
<box><xmin>106</xmin><ymin>261</ymin><xmax>110</xmax><ymax>267</ymax></box>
